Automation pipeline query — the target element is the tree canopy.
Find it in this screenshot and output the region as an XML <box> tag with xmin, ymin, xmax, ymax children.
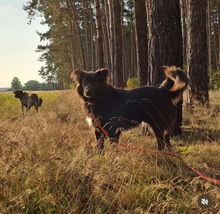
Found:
<box><xmin>11</xmin><ymin>77</ymin><xmax>22</xmax><ymax>90</ymax></box>
<box><xmin>22</xmin><ymin>0</ymin><xmax>220</xmax><ymax>102</ymax></box>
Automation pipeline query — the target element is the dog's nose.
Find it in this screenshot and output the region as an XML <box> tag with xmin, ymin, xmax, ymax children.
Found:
<box><xmin>86</xmin><ymin>88</ymin><xmax>91</xmax><ymax>95</ymax></box>
<box><xmin>85</xmin><ymin>88</ymin><xmax>92</xmax><ymax>97</ymax></box>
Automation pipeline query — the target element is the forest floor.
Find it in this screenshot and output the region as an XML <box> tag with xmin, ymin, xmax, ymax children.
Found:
<box><xmin>0</xmin><ymin>89</ymin><xmax>220</xmax><ymax>213</ymax></box>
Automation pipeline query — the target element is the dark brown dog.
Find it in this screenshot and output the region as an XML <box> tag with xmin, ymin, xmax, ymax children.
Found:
<box><xmin>13</xmin><ymin>90</ymin><xmax>43</xmax><ymax>115</ymax></box>
<box><xmin>71</xmin><ymin>66</ymin><xmax>189</xmax><ymax>151</ymax></box>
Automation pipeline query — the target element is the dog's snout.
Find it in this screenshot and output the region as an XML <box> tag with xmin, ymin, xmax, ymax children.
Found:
<box><xmin>85</xmin><ymin>87</ymin><xmax>93</xmax><ymax>97</ymax></box>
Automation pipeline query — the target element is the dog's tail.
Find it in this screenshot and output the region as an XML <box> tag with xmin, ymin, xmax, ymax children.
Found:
<box><xmin>160</xmin><ymin>66</ymin><xmax>189</xmax><ymax>105</ymax></box>
<box><xmin>33</xmin><ymin>94</ymin><xmax>43</xmax><ymax>107</ymax></box>
<box><xmin>37</xmin><ymin>98</ymin><xmax>43</xmax><ymax>107</ymax></box>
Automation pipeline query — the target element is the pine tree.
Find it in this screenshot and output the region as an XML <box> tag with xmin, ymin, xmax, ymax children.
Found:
<box><xmin>11</xmin><ymin>77</ymin><xmax>22</xmax><ymax>90</ymax></box>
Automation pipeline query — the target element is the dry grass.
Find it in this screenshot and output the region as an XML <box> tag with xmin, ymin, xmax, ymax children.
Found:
<box><xmin>0</xmin><ymin>90</ymin><xmax>220</xmax><ymax>214</ymax></box>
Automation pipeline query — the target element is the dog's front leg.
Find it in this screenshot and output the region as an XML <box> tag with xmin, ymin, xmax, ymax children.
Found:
<box><xmin>35</xmin><ymin>106</ymin><xmax>38</xmax><ymax>113</ymax></box>
<box><xmin>21</xmin><ymin>105</ymin><xmax>24</xmax><ymax>115</ymax></box>
<box><xmin>157</xmin><ymin>138</ymin><xmax>165</xmax><ymax>151</ymax></box>
<box><xmin>155</xmin><ymin>132</ymin><xmax>166</xmax><ymax>151</ymax></box>
<box><xmin>26</xmin><ymin>107</ymin><xmax>29</xmax><ymax>115</ymax></box>
<box><xmin>109</xmin><ymin>132</ymin><xmax>121</xmax><ymax>152</ymax></box>
<box><xmin>164</xmin><ymin>133</ymin><xmax>172</xmax><ymax>151</ymax></box>
<box><xmin>109</xmin><ymin>132</ymin><xmax>120</xmax><ymax>144</ymax></box>
<box><xmin>95</xmin><ymin>129</ymin><xmax>106</xmax><ymax>150</ymax></box>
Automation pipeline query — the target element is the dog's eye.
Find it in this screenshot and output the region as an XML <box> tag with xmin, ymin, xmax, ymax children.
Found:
<box><xmin>83</xmin><ymin>80</ymin><xmax>88</xmax><ymax>85</ymax></box>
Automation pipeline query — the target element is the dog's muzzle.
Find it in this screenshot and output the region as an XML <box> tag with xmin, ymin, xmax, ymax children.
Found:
<box><xmin>84</xmin><ymin>88</ymin><xmax>93</xmax><ymax>98</ymax></box>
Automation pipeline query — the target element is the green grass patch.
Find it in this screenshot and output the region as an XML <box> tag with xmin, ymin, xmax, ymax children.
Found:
<box><xmin>0</xmin><ymin>91</ymin><xmax>60</xmax><ymax>121</ymax></box>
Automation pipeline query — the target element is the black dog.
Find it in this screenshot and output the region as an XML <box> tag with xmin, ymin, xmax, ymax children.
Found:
<box><xmin>13</xmin><ymin>90</ymin><xmax>43</xmax><ymax>115</ymax></box>
<box><xmin>71</xmin><ymin>66</ymin><xmax>189</xmax><ymax>151</ymax></box>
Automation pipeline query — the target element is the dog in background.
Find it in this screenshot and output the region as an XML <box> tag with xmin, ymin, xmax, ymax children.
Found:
<box><xmin>13</xmin><ymin>90</ymin><xmax>43</xmax><ymax>115</ymax></box>
<box><xmin>71</xmin><ymin>66</ymin><xmax>189</xmax><ymax>151</ymax></box>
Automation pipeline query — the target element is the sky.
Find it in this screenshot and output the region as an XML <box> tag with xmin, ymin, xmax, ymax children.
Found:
<box><xmin>0</xmin><ymin>0</ymin><xmax>48</xmax><ymax>88</ymax></box>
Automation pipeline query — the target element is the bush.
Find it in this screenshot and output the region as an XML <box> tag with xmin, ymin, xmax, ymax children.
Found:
<box><xmin>126</xmin><ymin>77</ymin><xmax>139</xmax><ymax>88</ymax></box>
<box><xmin>69</xmin><ymin>82</ymin><xmax>75</xmax><ymax>89</ymax></box>
<box><xmin>210</xmin><ymin>69</ymin><xmax>220</xmax><ymax>90</ymax></box>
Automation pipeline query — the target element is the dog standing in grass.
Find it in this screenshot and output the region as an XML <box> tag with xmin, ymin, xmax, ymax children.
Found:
<box><xmin>13</xmin><ymin>90</ymin><xmax>43</xmax><ymax>115</ymax></box>
<box><xmin>71</xmin><ymin>66</ymin><xmax>189</xmax><ymax>151</ymax></box>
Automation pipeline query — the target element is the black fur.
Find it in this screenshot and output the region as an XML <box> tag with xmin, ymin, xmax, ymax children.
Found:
<box><xmin>13</xmin><ymin>90</ymin><xmax>43</xmax><ymax>115</ymax></box>
<box><xmin>71</xmin><ymin>66</ymin><xmax>189</xmax><ymax>151</ymax></box>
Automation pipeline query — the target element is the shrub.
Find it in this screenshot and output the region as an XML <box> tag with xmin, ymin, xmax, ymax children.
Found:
<box><xmin>126</xmin><ymin>77</ymin><xmax>139</xmax><ymax>88</ymax></box>
<box><xmin>69</xmin><ymin>82</ymin><xmax>75</xmax><ymax>89</ymax></box>
<box><xmin>210</xmin><ymin>69</ymin><xmax>220</xmax><ymax>90</ymax></box>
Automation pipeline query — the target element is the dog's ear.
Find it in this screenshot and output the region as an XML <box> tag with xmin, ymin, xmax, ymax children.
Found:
<box><xmin>13</xmin><ymin>90</ymin><xmax>21</xmax><ymax>94</ymax></box>
<box><xmin>96</xmin><ymin>68</ymin><xmax>108</xmax><ymax>79</ymax></box>
<box><xmin>71</xmin><ymin>70</ymin><xmax>85</xmax><ymax>82</ymax></box>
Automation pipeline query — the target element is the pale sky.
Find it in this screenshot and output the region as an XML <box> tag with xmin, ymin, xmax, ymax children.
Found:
<box><xmin>0</xmin><ymin>0</ymin><xmax>48</xmax><ymax>88</ymax></box>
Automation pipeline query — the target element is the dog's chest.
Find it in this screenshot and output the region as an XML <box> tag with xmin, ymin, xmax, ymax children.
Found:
<box><xmin>86</xmin><ymin>116</ymin><xmax>93</xmax><ymax>127</ymax></box>
<box><xmin>20</xmin><ymin>95</ymin><xmax>29</xmax><ymax>106</ymax></box>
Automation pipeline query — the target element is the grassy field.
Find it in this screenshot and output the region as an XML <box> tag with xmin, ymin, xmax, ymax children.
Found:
<box><xmin>0</xmin><ymin>90</ymin><xmax>220</xmax><ymax>214</ymax></box>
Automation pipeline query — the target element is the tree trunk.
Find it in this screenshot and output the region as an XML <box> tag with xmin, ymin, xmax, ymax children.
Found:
<box><xmin>108</xmin><ymin>0</ymin><xmax>115</xmax><ymax>84</ymax></box>
<box><xmin>213</xmin><ymin>14</ymin><xmax>218</xmax><ymax>71</ymax></box>
<box><xmin>207</xmin><ymin>0</ymin><xmax>211</xmax><ymax>69</ymax></box>
<box><xmin>207</xmin><ymin>0</ymin><xmax>212</xmax><ymax>88</ymax></box>
<box><xmin>68</xmin><ymin>18</ymin><xmax>75</xmax><ymax>70</ymax></box>
<box><xmin>187</xmin><ymin>0</ymin><xmax>209</xmax><ymax>106</ymax></box>
<box><xmin>82</xmin><ymin>0</ymin><xmax>90</xmax><ymax>71</ymax></box>
<box><xmin>147</xmin><ymin>0</ymin><xmax>183</xmax><ymax>135</ymax></box>
<box><xmin>104</xmin><ymin>0</ymin><xmax>111</xmax><ymax>72</ymax></box>
<box><xmin>134</xmin><ymin>0</ymin><xmax>148</xmax><ymax>86</ymax></box>
<box><xmin>131</xmin><ymin>21</ymin><xmax>135</xmax><ymax>78</ymax></box>
<box><xmin>217</xmin><ymin>0</ymin><xmax>220</xmax><ymax>69</ymax></box>
<box><xmin>147</xmin><ymin>0</ymin><xmax>183</xmax><ymax>86</ymax></box>
<box><xmin>180</xmin><ymin>0</ymin><xmax>187</xmax><ymax>65</ymax></box>
<box><xmin>90</xmin><ymin>15</ymin><xmax>95</xmax><ymax>71</ymax></box>
<box><xmin>68</xmin><ymin>0</ymin><xmax>86</xmax><ymax>70</ymax></box>
<box><xmin>95</xmin><ymin>0</ymin><xmax>104</xmax><ymax>68</ymax></box>
<box><xmin>113</xmin><ymin>0</ymin><xmax>123</xmax><ymax>87</ymax></box>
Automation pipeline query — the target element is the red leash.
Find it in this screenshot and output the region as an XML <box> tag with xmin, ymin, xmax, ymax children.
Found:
<box><xmin>91</xmin><ymin>112</ymin><xmax>109</xmax><ymax>136</ymax></box>
<box><xmin>91</xmin><ymin>113</ymin><xmax>220</xmax><ymax>185</ymax></box>
<box><xmin>118</xmin><ymin>143</ymin><xmax>220</xmax><ymax>185</ymax></box>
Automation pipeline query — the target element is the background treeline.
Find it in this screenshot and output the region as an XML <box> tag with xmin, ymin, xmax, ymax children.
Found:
<box><xmin>9</xmin><ymin>77</ymin><xmax>63</xmax><ymax>91</ymax></box>
<box><xmin>23</xmin><ymin>0</ymin><xmax>220</xmax><ymax>96</ymax></box>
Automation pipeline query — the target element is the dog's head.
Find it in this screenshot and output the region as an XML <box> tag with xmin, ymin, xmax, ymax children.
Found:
<box><xmin>71</xmin><ymin>68</ymin><xmax>108</xmax><ymax>99</ymax></box>
<box><xmin>13</xmin><ymin>90</ymin><xmax>24</xmax><ymax>99</ymax></box>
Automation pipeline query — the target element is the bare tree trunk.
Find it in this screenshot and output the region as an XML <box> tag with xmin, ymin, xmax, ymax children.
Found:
<box><xmin>68</xmin><ymin>0</ymin><xmax>86</xmax><ymax>70</ymax></box>
<box><xmin>207</xmin><ymin>0</ymin><xmax>211</xmax><ymax>69</ymax></box>
<box><xmin>147</xmin><ymin>0</ymin><xmax>183</xmax><ymax>86</ymax></box>
<box><xmin>108</xmin><ymin>0</ymin><xmax>115</xmax><ymax>84</ymax></box>
<box><xmin>95</xmin><ymin>0</ymin><xmax>104</xmax><ymax>68</ymax></box>
<box><xmin>67</xmin><ymin>1</ymin><xmax>75</xmax><ymax>71</ymax></box>
<box><xmin>90</xmin><ymin>16</ymin><xmax>95</xmax><ymax>71</ymax></box>
<box><xmin>217</xmin><ymin>0</ymin><xmax>220</xmax><ymax>69</ymax></box>
<box><xmin>121</xmin><ymin>0</ymin><xmax>126</xmax><ymax>86</ymax></box>
<box><xmin>113</xmin><ymin>0</ymin><xmax>123</xmax><ymax>87</ymax></box>
<box><xmin>147</xmin><ymin>0</ymin><xmax>183</xmax><ymax>135</ymax></box>
<box><xmin>131</xmin><ymin>22</ymin><xmax>135</xmax><ymax>78</ymax></box>
<box><xmin>134</xmin><ymin>0</ymin><xmax>148</xmax><ymax>86</ymax></box>
<box><xmin>207</xmin><ymin>0</ymin><xmax>212</xmax><ymax>89</ymax></box>
<box><xmin>94</xmin><ymin>22</ymin><xmax>98</xmax><ymax>69</ymax></box>
<box><xmin>213</xmin><ymin>14</ymin><xmax>218</xmax><ymax>70</ymax></box>
<box><xmin>82</xmin><ymin>0</ymin><xmax>90</xmax><ymax>70</ymax></box>
<box><xmin>187</xmin><ymin>0</ymin><xmax>209</xmax><ymax>106</ymax></box>
<box><xmin>104</xmin><ymin>0</ymin><xmax>111</xmax><ymax>71</ymax></box>
<box><xmin>181</xmin><ymin>0</ymin><xmax>187</xmax><ymax>65</ymax></box>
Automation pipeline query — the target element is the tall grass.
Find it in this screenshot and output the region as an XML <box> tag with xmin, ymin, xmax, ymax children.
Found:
<box><xmin>0</xmin><ymin>90</ymin><xmax>220</xmax><ymax>213</ymax></box>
